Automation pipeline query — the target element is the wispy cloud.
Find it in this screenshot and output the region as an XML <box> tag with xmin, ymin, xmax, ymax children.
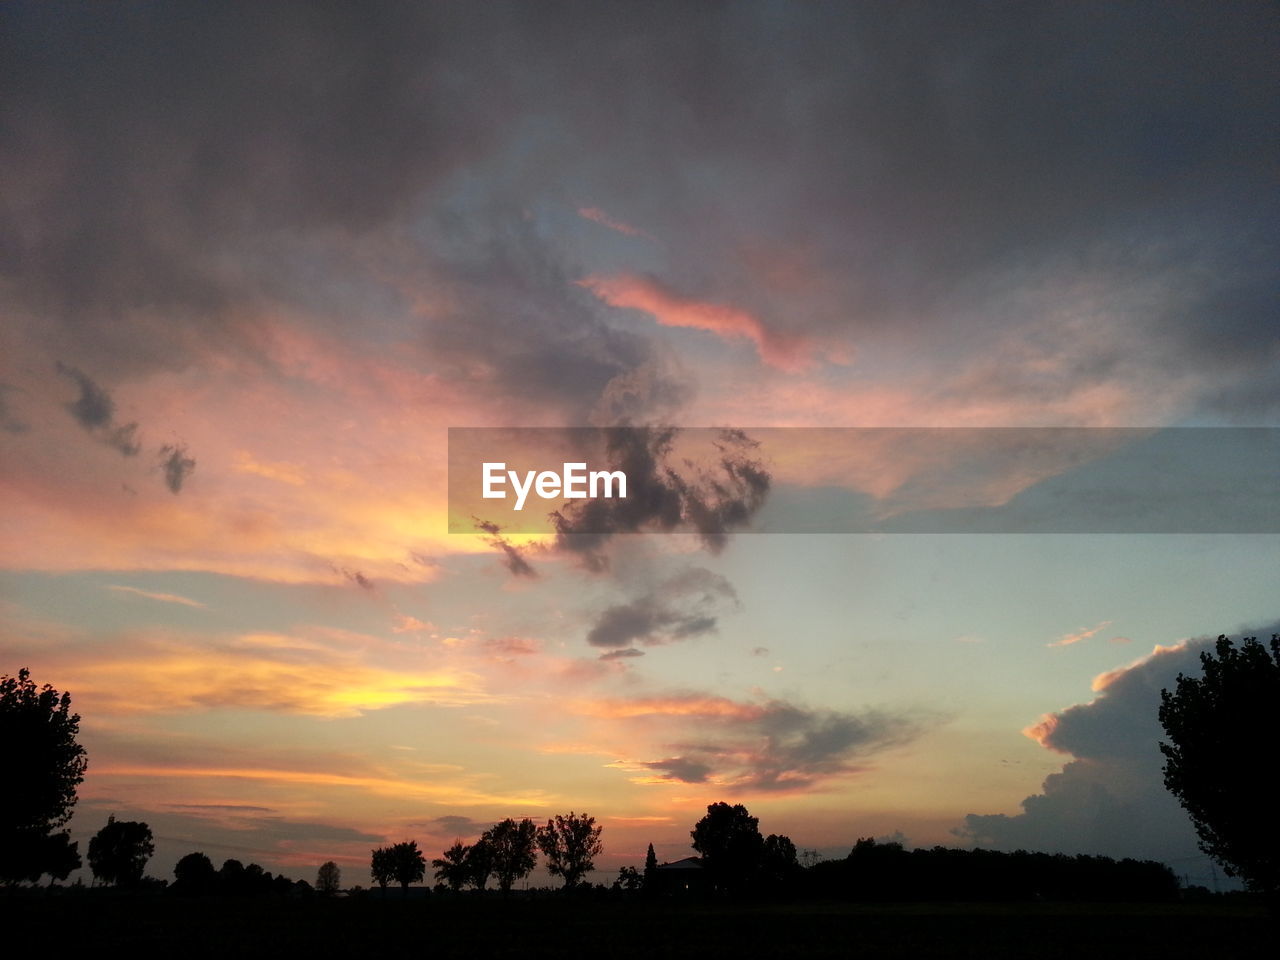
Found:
<box><xmin>107</xmin><ymin>585</ymin><xmax>208</xmax><ymax>609</ymax></box>
<box><xmin>53</xmin><ymin>634</ymin><xmax>496</xmax><ymax>718</ymax></box>
<box><xmin>577</xmin><ymin>206</ymin><xmax>651</xmax><ymax>240</ymax></box>
<box><xmin>1048</xmin><ymin>620</ymin><xmax>1113</xmax><ymax>648</ymax></box>
<box><xmin>582</xmin><ymin>273</ymin><xmax>814</xmax><ymax>371</ymax></box>
<box><xmin>573</xmin><ymin>691</ymin><xmax>930</xmax><ymax>792</ymax></box>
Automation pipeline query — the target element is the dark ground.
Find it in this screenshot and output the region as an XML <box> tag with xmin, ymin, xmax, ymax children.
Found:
<box><xmin>1</xmin><ymin>893</ymin><xmax>1272</xmax><ymax>959</ymax></box>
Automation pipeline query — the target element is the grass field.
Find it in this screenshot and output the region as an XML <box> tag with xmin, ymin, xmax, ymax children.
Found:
<box><xmin>2</xmin><ymin>894</ymin><xmax>1273</xmax><ymax>959</ymax></box>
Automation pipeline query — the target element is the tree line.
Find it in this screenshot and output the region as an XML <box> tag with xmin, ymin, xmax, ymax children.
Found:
<box><xmin>4</xmin><ymin>637</ymin><xmax>1278</xmax><ymax>898</ymax></box>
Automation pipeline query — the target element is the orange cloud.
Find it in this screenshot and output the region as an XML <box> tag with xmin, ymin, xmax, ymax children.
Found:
<box><xmin>52</xmin><ymin>634</ymin><xmax>495</xmax><ymax>718</ymax></box>
<box><xmin>1021</xmin><ymin>714</ymin><xmax>1062</xmax><ymax>749</ymax></box>
<box><xmin>91</xmin><ymin>763</ymin><xmax>555</xmax><ymax>807</ymax></box>
<box><xmin>1091</xmin><ymin>642</ymin><xmax>1190</xmax><ymax>692</ymax></box>
<box><xmin>0</xmin><ymin>319</ymin><xmax>506</xmax><ymax>583</ymax></box>
<box><xmin>581</xmin><ymin>273</ymin><xmax>813</xmax><ymax>371</ymax></box>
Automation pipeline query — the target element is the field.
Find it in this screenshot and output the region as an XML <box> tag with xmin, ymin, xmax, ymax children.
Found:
<box><xmin>2</xmin><ymin>894</ymin><xmax>1272</xmax><ymax>959</ymax></box>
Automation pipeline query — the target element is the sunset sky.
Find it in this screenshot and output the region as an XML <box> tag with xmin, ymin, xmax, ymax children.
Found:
<box><xmin>2</xmin><ymin>3</ymin><xmax>1277</xmax><ymax>889</ymax></box>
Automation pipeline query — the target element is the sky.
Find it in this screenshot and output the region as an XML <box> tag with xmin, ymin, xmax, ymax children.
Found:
<box><xmin>1</xmin><ymin>2</ymin><xmax>1277</xmax><ymax>890</ymax></box>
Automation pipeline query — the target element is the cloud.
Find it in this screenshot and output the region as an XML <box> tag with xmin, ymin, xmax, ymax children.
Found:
<box><xmin>483</xmin><ymin>636</ymin><xmax>541</xmax><ymax>659</ymax></box>
<box><xmin>3</xmin><ymin>2</ymin><xmax>1275</xmax><ymax>434</ymax></box>
<box><xmin>638</xmin><ymin>757</ymin><xmax>712</xmax><ymax>784</ymax></box>
<box><xmin>237</xmin><ymin>818</ymin><xmax>385</xmax><ymax>845</ymax></box>
<box><xmin>473</xmin><ymin>518</ymin><xmax>538</xmax><ymax>578</ymax></box>
<box><xmin>1048</xmin><ymin>620</ymin><xmax>1113</xmax><ymax>648</ymax></box>
<box><xmin>582</xmin><ymin>273</ymin><xmax>814</xmax><ymax>371</ymax></box>
<box><xmin>107</xmin><ymin>585</ymin><xmax>207</xmax><ymax>609</ymax></box>
<box><xmin>92</xmin><ymin>762</ymin><xmax>551</xmax><ymax>809</ymax></box>
<box><xmin>577</xmin><ymin>206</ymin><xmax>651</xmax><ymax>239</ymax></box>
<box><xmin>408</xmin><ymin>814</ymin><xmax>491</xmax><ymax>838</ymax></box>
<box><xmin>55</xmin><ymin>362</ymin><xmax>141</xmax><ymax>456</ymax></box>
<box><xmin>585</xmin><ymin>566</ymin><xmax>737</xmax><ymax>651</ymax></box>
<box><xmin>340</xmin><ymin>568</ymin><xmax>375</xmax><ymax>592</ymax></box>
<box><xmin>43</xmin><ymin>632</ymin><xmax>493</xmax><ymax>718</ymax></box>
<box><xmin>578</xmin><ymin>692</ymin><xmax>928</xmax><ymax>792</ymax></box>
<box><xmin>959</xmin><ymin>627</ymin><xmax>1280</xmax><ymax>872</ymax></box>
<box><xmin>158</xmin><ymin>442</ymin><xmax>197</xmax><ymax>493</ymax></box>
<box><xmin>552</xmin><ymin>427</ymin><xmax>771</xmax><ymax>570</ymax></box>
<box><xmin>163</xmin><ymin>803</ymin><xmax>275</xmax><ymax>814</ymax></box>
<box><xmin>599</xmin><ymin>648</ymin><xmax>646</xmax><ymax>662</ymax></box>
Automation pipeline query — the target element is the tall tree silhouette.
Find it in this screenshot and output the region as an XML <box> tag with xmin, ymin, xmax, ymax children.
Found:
<box><xmin>691</xmin><ymin>802</ymin><xmax>763</xmax><ymax>892</ymax></box>
<box><xmin>464</xmin><ymin>837</ymin><xmax>495</xmax><ymax>890</ymax></box>
<box><xmin>88</xmin><ymin>816</ymin><xmax>153</xmax><ymax>886</ymax></box>
<box><xmin>316</xmin><ymin>860</ymin><xmax>341</xmax><ymax>896</ymax></box>
<box><xmin>0</xmin><ymin>668</ymin><xmax>88</xmax><ymax>884</ymax></box>
<box><xmin>387</xmin><ymin>840</ymin><xmax>426</xmax><ymax>894</ymax></box>
<box><xmin>432</xmin><ymin>841</ymin><xmax>471</xmax><ymax>892</ymax></box>
<box><xmin>482</xmin><ymin>818</ymin><xmax>538</xmax><ymax>894</ymax></box>
<box><xmin>537</xmin><ymin>812</ymin><xmax>603</xmax><ymax>889</ymax></box>
<box><xmin>370</xmin><ymin>846</ymin><xmax>393</xmax><ymax>890</ymax></box>
<box><xmin>1159</xmin><ymin>634</ymin><xmax>1280</xmax><ymax>894</ymax></box>
<box><xmin>762</xmin><ymin>832</ymin><xmax>799</xmax><ymax>885</ymax></box>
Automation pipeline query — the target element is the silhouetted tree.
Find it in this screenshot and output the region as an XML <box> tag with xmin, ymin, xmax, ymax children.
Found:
<box><xmin>218</xmin><ymin>857</ymin><xmax>246</xmax><ymax>895</ymax></box>
<box><xmin>316</xmin><ymin>860</ymin><xmax>341</xmax><ymax>896</ymax></box>
<box><xmin>41</xmin><ymin>831</ymin><xmax>82</xmax><ymax>884</ymax></box>
<box><xmin>537</xmin><ymin>812</ymin><xmax>604</xmax><ymax>889</ymax></box>
<box><xmin>173</xmin><ymin>852</ymin><xmax>217</xmax><ymax>895</ymax></box>
<box><xmin>1160</xmin><ymin>634</ymin><xmax>1280</xmax><ymax>894</ymax></box>
<box><xmin>807</xmin><ymin>843</ymin><xmax>1176</xmax><ymax>903</ymax></box>
<box><xmin>643</xmin><ymin>842</ymin><xmax>659</xmax><ymax>893</ymax></box>
<box><xmin>432</xmin><ymin>841</ymin><xmax>471</xmax><ymax>892</ymax></box>
<box><xmin>615</xmin><ymin>865</ymin><xmax>643</xmax><ymax>891</ymax></box>
<box><xmin>370</xmin><ymin>846</ymin><xmax>393</xmax><ymax>890</ymax></box>
<box><xmin>482</xmin><ymin>818</ymin><xmax>538</xmax><ymax>894</ymax></box>
<box><xmin>762</xmin><ymin>833</ymin><xmax>799</xmax><ymax>886</ymax></box>
<box><xmin>387</xmin><ymin>840</ymin><xmax>426</xmax><ymax>893</ymax></box>
<box><xmin>0</xmin><ymin>668</ymin><xmax>88</xmax><ymax>884</ymax></box>
<box><xmin>464</xmin><ymin>838</ymin><xmax>494</xmax><ymax>891</ymax></box>
<box><xmin>691</xmin><ymin>802</ymin><xmax>763</xmax><ymax>892</ymax></box>
<box><xmin>88</xmin><ymin>815</ymin><xmax>154</xmax><ymax>886</ymax></box>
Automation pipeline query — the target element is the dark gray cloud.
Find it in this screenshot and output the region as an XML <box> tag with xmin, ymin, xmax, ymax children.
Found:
<box><xmin>158</xmin><ymin>442</ymin><xmax>196</xmax><ymax>494</ymax></box>
<box><xmin>55</xmin><ymin>362</ymin><xmax>141</xmax><ymax>455</ymax></box>
<box><xmin>3</xmin><ymin>2</ymin><xmax>1274</xmax><ymax>437</ymax></box>
<box><xmin>586</xmin><ymin>567</ymin><xmax>737</xmax><ymax>651</ymax></box>
<box><xmin>639</xmin><ymin>695</ymin><xmax>928</xmax><ymax>792</ymax></box>
<box><xmin>340</xmin><ymin>568</ymin><xmax>375</xmax><ymax>592</ymax></box>
<box><xmin>554</xmin><ymin>428</ymin><xmax>771</xmax><ymax>572</ymax></box>
<box><xmin>640</xmin><ymin>756</ymin><xmax>711</xmax><ymax>784</ymax></box>
<box><xmin>958</xmin><ymin>626</ymin><xmax>1280</xmax><ymax>883</ymax></box>
<box><xmin>743</xmin><ymin>703</ymin><xmax>926</xmax><ymax>792</ymax></box>
<box><xmin>599</xmin><ymin>648</ymin><xmax>646</xmax><ymax>662</ymax></box>
<box><xmin>0</xmin><ymin>4</ymin><xmax>688</xmax><ymax>422</ymax></box>
<box><xmin>473</xmin><ymin>518</ymin><xmax>538</xmax><ymax>578</ymax></box>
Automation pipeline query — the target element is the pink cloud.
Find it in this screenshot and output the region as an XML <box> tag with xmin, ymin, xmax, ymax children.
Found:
<box><xmin>581</xmin><ymin>273</ymin><xmax>814</xmax><ymax>371</ymax></box>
